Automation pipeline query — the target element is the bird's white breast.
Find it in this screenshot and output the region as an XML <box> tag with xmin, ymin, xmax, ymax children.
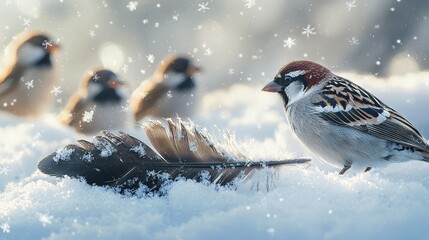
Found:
<box><xmin>76</xmin><ymin>101</ymin><xmax>132</xmax><ymax>133</ymax></box>
<box><xmin>1</xmin><ymin>67</ymin><xmax>57</xmax><ymax>117</ymax></box>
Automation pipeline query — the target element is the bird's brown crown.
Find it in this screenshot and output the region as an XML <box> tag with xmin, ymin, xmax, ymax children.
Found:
<box><xmin>277</xmin><ymin>60</ymin><xmax>331</xmax><ymax>89</ymax></box>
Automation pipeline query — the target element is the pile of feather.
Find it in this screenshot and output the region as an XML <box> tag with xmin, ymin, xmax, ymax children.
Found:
<box><xmin>38</xmin><ymin>119</ymin><xmax>310</xmax><ymax>194</ymax></box>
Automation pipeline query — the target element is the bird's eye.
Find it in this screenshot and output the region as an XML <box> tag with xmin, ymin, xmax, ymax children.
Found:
<box><xmin>277</xmin><ymin>75</ymin><xmax>292</xmax><ymax>86</ymax></box>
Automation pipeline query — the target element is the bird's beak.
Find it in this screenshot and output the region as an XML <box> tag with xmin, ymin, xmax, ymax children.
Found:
<box><xmin>262</xmin><ymin>80</ymin><xmax>283</xmax><ymax>92</ymax></box>
<box><xmin>108</xmin><ymin>79</ymin><xmax>125</xmax><ymax>89</ymax></box>
<box><xmin>187</xmin><ymin>65</ymin><xmax>201</xmax><ymax>76</ymax></box>
<box><xmin>48</xmin><ymin>42</ymin><xmax>61</xmax><ymax>53</ymax></box>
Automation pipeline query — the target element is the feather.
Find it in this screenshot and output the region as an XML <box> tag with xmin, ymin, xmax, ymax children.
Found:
<box><xmin>38</xmin><ymin>119</ymin><xmax>310</xmax><ymax>193</ymax></box>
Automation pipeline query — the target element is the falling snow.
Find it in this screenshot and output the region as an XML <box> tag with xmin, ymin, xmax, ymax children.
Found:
<box><xmin>82</xmin><ymin>107</ymin><xmax>95</xmax><ymax>123</ymax></box>
<box><xmin>0</xmin><ymin>166</ymin><xmax>10</xmax><ymax>175</ymax></box>
<box><xmin>167</xmin><ymin>90</ymin><xmax>173</xmax><ymax>99</ymax></box>
<box><xmin>283</xmin><ymin>37</ymin><xmax>296</xmax><ymax>48</ymax></box>
<box><xmin>89</xmin><ymin>30</ymin><xmax>96</xmax><ymax>39</ymax></box>
<box><xmin>1</xmin><ymin>223</ymin><xmax>10</xmax><ymax>233</ymax></box>
<box><xmin>302</xmin><ymin>24</ymin><xmax>316</xmax><ymax>38</ymax></box>
<box><xmin>348</xmin><ymin>37</ymin><xmax>359</xmax><ymax>45</ymax></box>
<box><xmin>38</xmin><ymin>213</ymin><xmax>53</xmax><ymax>227</ymax></box>
<box><xmin>41</xmin><ymin>40</ymin><xmax>52</xmax><ymax>49</ymax></box>
<box><xmin>50</xmin><ymin>86</ymin><xmax>62</xmax><ymax>96</ymax></box>
<box><xmin>244</xmin><ymin>0</ymin><xmax>256</xmax><ymax>8</ymax></box>
<box><xmin>25</xmin><ymin>80</ymin><xmax>34</xmax><ymax>89</ymax></box>
<box><xmin>346</xmin><ymin>1</ymin><xmax>357</xmax><ymax>12</ymax></box>
<box><xmin>198</xmin><ymin>2</ymin><xmax>210</xmax><ymax>13</ymax></box>
<box><xmin>126</xmin><ymin>1</ymin><xmax>138</xmax><ymax>11</ymax></box>
<box><xmin>147</xmin><ymin>54</ymin><xmax>155</xmax><ymax>63</ymax></box>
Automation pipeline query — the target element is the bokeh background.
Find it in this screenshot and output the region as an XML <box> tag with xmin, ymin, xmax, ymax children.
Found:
<box><xmin>1</xmin><ymin>0</ymin><xmax>428</xmax><ymax>105</ymax></box>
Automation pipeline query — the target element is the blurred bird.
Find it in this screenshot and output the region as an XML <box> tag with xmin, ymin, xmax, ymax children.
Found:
<box><xmin>130</xmin><ymin>55</ymin><xmax>201</xmax><ymax>121</ymax></box>
<box><xmin>263</xmin><ymin>60</ymin><xmax>429</xmax><ymax>174</ymax></box>
<box><xmin>0</xmin><ymin>31</ymin><xmax>60</xmax><ymax>117</ymax></box>
<box><xmin>58</xmin><ymin>69</ymin><xmax>130</xmax><ymax>134</ymax></box>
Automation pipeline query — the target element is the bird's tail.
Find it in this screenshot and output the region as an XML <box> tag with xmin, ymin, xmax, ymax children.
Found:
<box><xmin>38</xmin><ymin>119</ymin><xmax>311</xmax><ymax>194</ymax></box>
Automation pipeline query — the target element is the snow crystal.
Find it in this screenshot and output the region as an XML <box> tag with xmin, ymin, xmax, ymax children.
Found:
<box><xmin>126</xmin><ymin>1</ymin><xmax>138</xmax><ymax>11</ymax></box>
<box><xmin>283</xmin><ymin>37</ymin><xmax>296</xmax><ymax>49</ymax></box>
<box><xmin>50</xmin><ymin>85</ymin><xmax>63</xmax><ymax>97</ymax></box>
<box><xmin>302</xmin><ymin>24</ymin><xmax>316</xmax><ymax>38</ymax></box>
<box><xmin>1</xmin><ymin>223</ymin><xmax>10</xmax><ymax>233</ymax></box>
<box><xmin>52</xmin><ymin>147</ymin><xmax>75</xmax><ymax>163</ymax></box>
<box><xmin>197</xmin><ymin>2</ymin><xmax>210</xmax><ymax>13</ymax></box>
<box><xmin>189</xmin><ymin>141</ymin><xmax>198</xmax><ymax>152</ymax></box>
<box><xmin>82</xmin><ymin>152</ymin><xmax>94</xmax><ymax>163</ymax></box>
<box><xmin>82</xmin><ymin>107</ymin><xmax>95</xmax><ymax>123</ymax></box>
<box><xmin>130</xmin><ymin>144</ymin><xmax>146</xmax><ymax>157</ymax></box>
<box><xmin>38</xmin><ymin>213</ymin><xmax>53</xmax><ymax>227</ymax></box>
<box><xmin>94</xmin><ymin>140</ymin><xmax>117</xmax><ymax>158</ymax></box>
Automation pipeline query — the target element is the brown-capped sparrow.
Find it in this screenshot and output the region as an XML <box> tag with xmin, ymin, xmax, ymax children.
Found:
<box><xmin>262</xmin><ymin>60</ymin><xmax>429</xmax><ymax>174</ymax></box>
<box><xmin>0</xmin><ymin>31</ymin><xmax>60</xmax><ymax>117</ymax></box>
<box><xmin>58</xmin><ymin>69</ymin><xmax>131</xmax><ymax>134</ymax></box>
<box><xmin>130</xmin><ymin>55</ymin><xmax>200</xmax><ymax>121</ymax></box>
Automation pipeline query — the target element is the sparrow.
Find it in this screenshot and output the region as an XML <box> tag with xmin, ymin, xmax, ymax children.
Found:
<box><xmin>58</xmin><ymin>69</ymin><xmax>130</xmax><ymax>134</ymax></box>
<box><xmin>0</xmin><ymin>31</ymin><xmax>60</xmax><ymax>117</ymax></box>
<box><xmin>262</xmin><ymin>60</ymin><xmax>429</xmax><ymax>174</ymax></box>
<box><xmin>130</xmin><ymin>55</ymin><xmax>201</xmax><ymax>121</ymax></box>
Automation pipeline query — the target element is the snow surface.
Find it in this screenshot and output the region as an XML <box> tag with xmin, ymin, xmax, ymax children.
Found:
<box><xmin>1</xmin><ymin>72</ymin><xmax>429</xmax><ymax>239</ymax></box>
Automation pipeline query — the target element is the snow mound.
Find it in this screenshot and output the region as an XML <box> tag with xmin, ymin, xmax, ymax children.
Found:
<box><xmin>2</xmin><ymin>72</ymin><xmax>429</xmax><ymax>239</ymax></box>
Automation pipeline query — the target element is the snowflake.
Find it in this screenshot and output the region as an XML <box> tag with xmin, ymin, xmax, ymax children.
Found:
<box><xmin>172</xmin><ymin>14</ymin><xmax>179</xmax><ymax>21</ymax></box>
<box><xmin>348</xmin><ymin>37</ymin><xmax>359</xmax><ymax>45</ymax></box>
<box><xmin>0</xmin><ymin>166</ymin><xmax>10</xmax><ymax>175</ymax></box>
<box><xmin>228</xmin><ymin>68</ymin><xmax>235</xmax><ymax>75</ymax></box>
<box><xmin>147</xmin><ymin>54</ymin><xmax>155</xmax><ymax>63</ymax></box>
<box><xmin>127</xmin><ymin>1</ymin><xmax>138</xmax><ymax>11</ymax></box>
<box><xmin>82</xmin><ymin>152</ymin><xmax>94</xmax><ymax>163</ymax></box>
<box><xmin>82</xmin><ymin>107</ymin><xmax>95</xmax><ymax>123</ymax></box>
<box><xmin>56</xmin><ymin>98</ymin><xmax>63</xmax><ymax>104</ymax></box>
<box><xmin>38</xmin><ymin>213</ymin><xmax>53</xmax><ymax>227</ymax></box>
<box><xmin>42</xmin><ymin>40</ymin><xmax>53</xmax><ymax>49</ymax></box>
<box><xmin>122</xmin><ymin>64</ymin><xmax>128</xmax><ymax>73</ymax></box>
<box><xmin>25</xmin><ymin>80</ymin><xmax>34</xmax><ymax>89</ymax></box>
<box><xmin>89</xmin><ymin>30</ymin><xmax>96</xmax><ymax>39</ymax></box>
<box><xmin>53</xmin><ymin>147</ymin><xmax>75</xmax><ymax>163</ymax></box>
<box><xmin>121</xmin><ymin>104</ymin><xmax>130</xmax><ymax>112</ymax></box>
<box><xmin>167</xmin><ymin>90</ymin><xmax>173</xmax><ymax>99</ymax></box>
<box><xmin>50</xmin><ymin>86</ymin><xmax>62</xmax><ymax>96</ymax></box>
<box><xmin>283</xmin><ymin>37</ymin><xmax>296</xmax><ymax>48</ymax></box>
<box><xmin>142</xmin><ymin>19</ymin><xmax>149</xmax><ymax>24</ymax></box>
<box><xmin>346</xmin><ymin>1</ymin><xmax>356</xmax><ymax>12</ymax></box>
<box><xmin>302</xmin><ymin>25</ymin><xmax>316</xmax><ymax>38</ymax></box>
<box><xmin>1</xmin><ymin>223</ymin><xmax>10</xmax><ymax>233</ymax></box>
<box><xmin>130</xmin><ymin>143</ymin><xmax>146</xmax><ymax>157</ymax></box>
<box><xmin>198</xmin><ymin>2</ymin><xmax>210</xmax><ymax>13</ymax></box>
<box><xmin>22</xmin><ymin>18</ymin><xmax>31</xmax><ymax>27</ymax></box>
<box><xmin>204</xmin><ymin>48</ymin><xmax>212</xmax><ymax>56</ymax></box>
<box><xmin>244</xmin><ymin>0</ymin><xmax>256</xmax><ymax>8</ymax></box>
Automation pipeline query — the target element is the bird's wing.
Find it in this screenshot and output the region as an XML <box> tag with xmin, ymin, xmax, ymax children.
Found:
<box><xmin>131</xmin><ymin>80</ymin><xmax>168</xmax><ymax>121</ymax></box>
<box><xmin>38</xmin><ymin>119</ymin><xmax>311</xmax><ymax>194</ymax></box>
<box><xmin>58</xmin><ymin>93</ymin><xmax>86</xmax><ymax>126</ymax></box>
<box><xmin>0</xmin><ymin>64</ymin><xmax>25</xmax><ymax>98</ymax></box>
<box><xmin>313</xmin><ymin>78</ymin><xmax>429</xmax><ymax>151</ymax></box>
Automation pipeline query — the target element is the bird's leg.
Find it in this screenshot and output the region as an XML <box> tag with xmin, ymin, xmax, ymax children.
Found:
<box><xmin>364</xmin><ymin>167</ymin><xmax>372</xmax><ymax>172</ymax></box>
<box><xmin>339</xmin><ymin>165</ymin><xmax>351</xmax><ymax>175</ymax></box>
